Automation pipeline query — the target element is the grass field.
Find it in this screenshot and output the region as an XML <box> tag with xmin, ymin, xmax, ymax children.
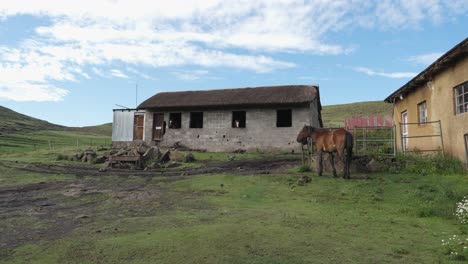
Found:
<box><xmin>1</xmin><ymin>150</ymin><xmax>467</xmax><ymax>263</ymax></box>
<box><xmin>0</xmin><ymin>130</ymin><xmax>111</xmax><ymax>162</ymax></box>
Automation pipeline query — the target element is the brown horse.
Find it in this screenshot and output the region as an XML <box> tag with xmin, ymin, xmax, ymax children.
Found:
<box><xmin>297</xmin><ymin>126</ymin><xmax>353</xmax><ymax>179</ymax></box>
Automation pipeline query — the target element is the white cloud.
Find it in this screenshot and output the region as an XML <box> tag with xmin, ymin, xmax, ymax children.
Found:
<box><xmin>0</xmin><ymin>0</ymin><xmax>465</xmax><ymax>101</ymax></box>
<box><xmin>109</xmin><ymin>69</ymin><xmax>129</xmax><ymax>79</ymax></box>
<box><xmin>353</xmin><ymin>67</ymin><xmax>416</xmax><ymax>79</ymax></box>
<box><xmin>408</xmin><ymin>52</ymin><xmax>444</xmax><ymax>65</ymax></box>
<box><xmin>172</xmin><ymin>70</ymin><xmax>210</xmax><ymax>81</ymax></box>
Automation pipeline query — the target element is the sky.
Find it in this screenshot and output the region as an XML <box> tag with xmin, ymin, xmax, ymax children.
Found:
<box><xmin>0</xmin><ymin>0</ymin><xmax>467</xmax><ymax>127</ymax></box>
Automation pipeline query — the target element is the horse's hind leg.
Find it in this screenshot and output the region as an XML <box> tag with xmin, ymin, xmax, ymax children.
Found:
<box><xmin>329</xmin><ymin>153</ymin><xmax>337</xmax><ymax>177</ymax></box>
<box><xmin>345</xmin><ymin>155</ymin><xmax>351</xmax><ymax>179</ymax></box>
<box><xmin>317</xmin><ymin>151</ymin><xmax>323</xmax><ymax>177</ymax></box>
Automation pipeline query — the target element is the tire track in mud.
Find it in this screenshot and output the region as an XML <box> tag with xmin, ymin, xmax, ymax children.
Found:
<box><xmin>0</xmin><ymin>156</ymin><xmax>301</xmax><ymax>178</ymax></box>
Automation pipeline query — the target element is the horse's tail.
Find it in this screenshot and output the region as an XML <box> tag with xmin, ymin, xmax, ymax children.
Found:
<box><xmin>345</xmin><ymin>131</ymin><xmax>353</xmax><ymax>161</ymax></box>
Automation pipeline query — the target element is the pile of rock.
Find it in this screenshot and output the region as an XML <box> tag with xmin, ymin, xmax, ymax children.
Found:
<box><xmin>60</xmin><ymin>149</ymin><xmax>107</xmax><ymax>164</ymax></box>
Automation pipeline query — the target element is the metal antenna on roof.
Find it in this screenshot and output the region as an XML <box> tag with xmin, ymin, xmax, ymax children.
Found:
<box><xmin>115</xmin><ymin>104</ymin><xmax>130</xmax><ymax>109</ymax></box>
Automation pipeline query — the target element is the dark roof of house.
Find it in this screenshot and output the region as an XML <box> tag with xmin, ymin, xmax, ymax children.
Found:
<box><xmin>385</xmin><ymin>37</ymin><xmax>468</xmax><ymax>103</ymax></box>
<box><xmin>138</xmin><ymin>85</ymin><xmax>320</xmax><ymax>109</ymax></box>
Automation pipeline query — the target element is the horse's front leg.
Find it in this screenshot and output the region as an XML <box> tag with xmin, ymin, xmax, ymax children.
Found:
<box><xmin>317</xmin><ymin>151</ymin><xmax>323</xmax><ymax>177</ymax></box>
<box><xmin>329</xmin><ymin>152</ymin><xmax>337</xmax><ymax>177</ymax></box>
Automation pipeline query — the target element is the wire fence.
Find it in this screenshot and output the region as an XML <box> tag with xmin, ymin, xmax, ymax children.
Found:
<box><xmin>0</xmin><ymin>134</ymin><xmax>111</xmax><ymax>152</ymax></box>
<box><xmin>353</xmin><ymin>126</ymin><xmax>396</xmax><ymax>156</ymax></box>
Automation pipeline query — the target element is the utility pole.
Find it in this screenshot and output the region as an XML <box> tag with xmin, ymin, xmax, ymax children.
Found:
<box><xmin>135</xmin><ymin>81</ymin><xmax>138</xmax><ymax>108</ymax></box>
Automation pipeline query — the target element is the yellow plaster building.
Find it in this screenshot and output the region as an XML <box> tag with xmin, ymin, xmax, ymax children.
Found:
<box><xmin>385</xmin><ymin>38</ymin><xmax>468</xmax><ymax>164</ymax></box>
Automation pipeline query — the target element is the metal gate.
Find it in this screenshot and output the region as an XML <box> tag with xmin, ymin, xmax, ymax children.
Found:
<box><xmin>398</xmin><ymin>120</ymin><xmax>444</xmax><ymax>155</ymax></box>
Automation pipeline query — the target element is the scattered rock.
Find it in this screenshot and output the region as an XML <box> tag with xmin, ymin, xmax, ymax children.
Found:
<box><xmin>75</xmin><ymin>214</ymin><xmax>89</xmax><ymax>219</ymax></box>
<box><xmin>94</xmin><ymin>156</ymin><xmax>107</xmax><ymax>164</ymax></box>
<box><xmin>165</xmin><ymin>161</ymin><xmax>179</xmax><ymax>168</ymax></box>
<box><xmin>228</xmin><ymin>156</ymin><xmax>236</xmax><ymax>161</ymax></box>
<box><xmin>86</xmin><ymin>154</ymin><xmax>95</xmax><ymax>164</ymax></box>
<box><xmin>98</xmin><ymin>167</ymin><xmax>107</xmax><ymax>172</ymax></box>
<box><xmin>160</xmin><ymin>150</ymin><xmax>171</xmax><ymax>163</ymax></box>
<box><xmin>297</xmin><ymin>175</ymin><xmax>311</xmax><ymax>186</ymax></box>
<box><xmin>184</xmin><ymin>152</ymin><xmax>196</xmax><ymax>162</ymax></box>
<box><xmin>39</xmin><ymin>202</ymin><xmax>55</xmax><ymax>207</ymax></box>
<box><xmin>233</xmin><ymin>149</ymin><xmax>246</xmax><ymax>154</ymax></box>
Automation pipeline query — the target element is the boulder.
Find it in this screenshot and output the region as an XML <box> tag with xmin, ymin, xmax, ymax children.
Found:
<box><xmin>86</xmin><ymin>154</ymin><xmax>95</xmax><ymax>163</ymax></box>
<box><xmin>160</xmin><ymin>150</ymin><xmax>171</xmax><ymax>163</ymax></box>
<box><xmin>94</xmin><ymin>156</ymin><xmax>107</xmax><ymax>164</ymax></box>
<box><xmin>143</xmin><ymin>146</ymin><xmax>161</xmax><ymax>161</ymax></box>
<box><xmin>184</xmin><ymin>152</ymin><xmax>196</xmax><ymax>162</ymax></box>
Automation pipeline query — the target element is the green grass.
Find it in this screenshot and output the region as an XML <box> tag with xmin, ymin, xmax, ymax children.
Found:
<box><xmin>0</xmin><ymin>170</ymin><xmax>72</xmax><ymax>186</ymax></box>
<box><xmin>0</xmin><ymin>130</ymin><xmax>111</xmax><ymax>161</ymax></box>
<box><xmin>322</xmin><ymin>101</ymin><xmax>392</xmax><ymax>127</ymax></box>
<box><xmin>2</xmin><ymin>169</ymin><xmax>467</xmax><ymax>263</ymax></box>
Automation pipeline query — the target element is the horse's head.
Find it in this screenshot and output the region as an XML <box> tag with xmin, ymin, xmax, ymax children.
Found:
<box><xmin>296</xmin><ymin>125</ymin><xmax>315</xmax><ymax>145</ymax></box>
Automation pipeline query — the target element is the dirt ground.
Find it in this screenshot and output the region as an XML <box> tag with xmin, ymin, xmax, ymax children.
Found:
<box><xmin>0</xmin><ymin>157</ymin><xmax>299</xmax><ymax>254</ymax></box>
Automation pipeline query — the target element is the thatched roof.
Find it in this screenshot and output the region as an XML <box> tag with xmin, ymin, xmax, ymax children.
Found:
<box><xmin>138</xmin><ymin>85</ymin><xmax>320</xmax><ymax>110</ymax></box>
<box><xmin>385</xmin><ymin>37</ymin><xmax>468</xmax><ymax>103</ymax></box>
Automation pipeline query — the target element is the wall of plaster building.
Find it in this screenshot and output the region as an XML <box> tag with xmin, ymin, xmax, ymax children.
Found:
<box><xmin>142</xmin><ymin>104</ymin><xmax>320</xmax><ymax>152</ymax></box>
<box><xmin>393</xmin><ymin>57</ymin><xmax>468</xmax><ymax>162</ymax></box>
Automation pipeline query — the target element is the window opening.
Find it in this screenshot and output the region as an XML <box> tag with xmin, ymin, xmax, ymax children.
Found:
<box><xmin>169</xmin><ymin>113</ymin><xmax>182</xmax><ymax>129</ymax></box>
<box><xmin>455</xmin><ymin>82</ymin><xmax>468</xmax><ymax>115</ymax></box>
<box><xmin>232</xmin><ymin>111</ymin><xmax>246</xmax><ymax>128</ymax></box>
<box><xmin>190</xmin><ymin>112</ymin><xmax>203</xmax><ymax>128</ymax></box>
<box><xmin>277</xmin><ymin>109</ymin><xmax>292</xmax><ymax>127</ymax></box>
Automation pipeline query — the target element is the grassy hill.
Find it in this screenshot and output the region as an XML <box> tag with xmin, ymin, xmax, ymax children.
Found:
<box><xmin>0</xmin><ymin>106</ymin><xmax>65</xmax><ymax>134</ymax></box>
<box><xmin>0</xmin><ymin>106</ymin><xmax>111</xmax><ymax>136</ymax></box>
<box><xmin>322</xmin><ymin>101</ymin><xmax>392</xmax><ymax>127</ymax></box>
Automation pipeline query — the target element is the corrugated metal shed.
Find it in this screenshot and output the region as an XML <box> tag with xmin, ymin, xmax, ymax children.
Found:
<box><xmin>112</xmin><ymin>109</ymin><xmax>144</xmax><ymax>141</ymax></box>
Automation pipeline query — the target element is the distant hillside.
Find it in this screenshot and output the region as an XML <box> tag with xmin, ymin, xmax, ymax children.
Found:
<box><xmin>322</xmin><ymin>101</ymin><xmax>392</xmax><ymax>127</ymax></box>
<box><xmin>0</xmin><ymin>106</ymin><xmax>111</xmax><ymax>136</ymax></box>
<box><xmin>0</xmin><ymin>106</ymin><xmax>64</xmax><ymax>134</ymax></box>
<box><xmin>69</xmin><ymin>123</ymin><xmax>112</xmax><ymax>136</ymax></box>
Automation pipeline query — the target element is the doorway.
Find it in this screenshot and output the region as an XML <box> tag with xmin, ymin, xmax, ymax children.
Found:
<box><xmin>153</xmin><ymin>113</ymin><xmax>165</xmax><ymax>140</ymax></box>
<box><xmin>401</xmin><ymin>111</ymin><xmax>408</xmax><ymax>153</ymax></box>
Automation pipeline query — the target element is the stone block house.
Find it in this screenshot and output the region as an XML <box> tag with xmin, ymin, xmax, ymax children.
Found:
<box><xmin>385</xmin><ymin>38</ymin><xmax>468</xmax><ymax>163</ymax></box>
<box><xmin>112</xmin><ymin>85</ymin><xmax>323</xmax><ymax>152</ymax></box>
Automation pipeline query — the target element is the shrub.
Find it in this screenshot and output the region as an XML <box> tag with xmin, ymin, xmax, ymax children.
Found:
<box><xmin>297</xmin><ymin>164</ymin><xmax>311</xmax><ymax>173</ymax></box>
<box><xmin>56</xmin><ymin>154</ymin><xmax>69</xmax><ymax>161</ymax></box>
<box><xmin>441</xmin><ymin>235</ymin><xmax>468</xmax><ymax>261</ymax></box>
<box><xmin>394</xmin><ymin>154</ymin><xmax>465</xmax><ymax>175</ymax></box>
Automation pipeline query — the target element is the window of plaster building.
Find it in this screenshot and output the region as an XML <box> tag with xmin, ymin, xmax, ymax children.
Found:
<box><xmin>276</xmin><ymin>109</ymin><xmax>292</xmax><ymax>127</ymax></box>
<box><xmin>169</xmin><ymin>113</ymin><xmax>182</xmax><ymax>129</ymax></box>
<box><xmin>455</xmin><ymin>81</ymin><xmax>468</xmax><ymax>115</ymax></box>
<box><xmin>418</xmin><ymin>101</ymin><xmax>427</xmax><ymax>124</ymax></box>
<box><xmin>190</xmin><ymin>112</ymin><xmax>203</xmax><ymax>128</ymax></box>
<box><xmin>232</xmin><ymin>111</ymin><xmax>246</xmax><ymax>128</ymax></box>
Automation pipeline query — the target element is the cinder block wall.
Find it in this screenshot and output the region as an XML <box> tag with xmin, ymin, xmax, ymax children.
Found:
<box><xmin>144</xmin><ymin>105</ymin><xmax>320</xmax><ymax>152</ymax></box>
